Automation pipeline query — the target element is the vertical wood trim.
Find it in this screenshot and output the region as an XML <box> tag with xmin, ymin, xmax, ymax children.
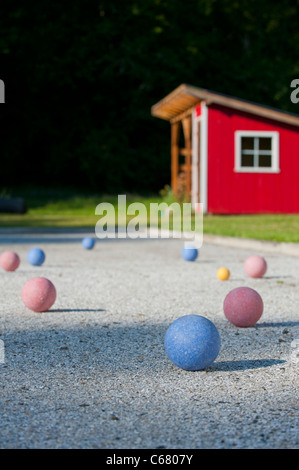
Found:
<box><xmin>200</xmin><ymin>102</ymin><xmax>208</xmax><ymax>213</ymax></box>
<box><xmin>182</xmin><ymin>115</ymin><xmax>192</xmax><ymax>201</ymax></box>
<box><xmin>171</xmin><ymin>122</ymin><xmax>180</xmax><ymax>194</ymax></box>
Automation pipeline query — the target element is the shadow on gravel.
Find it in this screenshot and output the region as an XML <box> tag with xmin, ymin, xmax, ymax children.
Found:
<box><xmin>2</xmin><ymin>322</ymin><xmax>289</xmax><ymax>375</ymax></box>
<box><xmin>50</xmin><ymin>309</ymin><xmax>106</xmax><ymax>313</ymax></box>
<box><xmin>256</xmin><ymin>321</ymin><xmax>299</xmax><ymax>328</ymax></box>
<box><xmin>209</xmin><ymin>358</ymin><xmax>286</xmax><ymax>372</ymax></box>
<box><xmin>263</xmin><ymin>275</ymin><xmax>293</xmax><ymax>279</ymax></box>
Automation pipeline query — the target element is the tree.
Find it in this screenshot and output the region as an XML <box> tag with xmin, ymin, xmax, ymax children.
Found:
<box><xmin>0</xmin><ymin>0</ymin><xmax>298</xmax><ymax>192</ymax></box>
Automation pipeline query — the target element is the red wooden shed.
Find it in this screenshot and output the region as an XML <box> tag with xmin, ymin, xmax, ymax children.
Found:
<box><xmin>151</xmin><ymin>84</ymin><xmax>299</xmax><ymax>214</ymax></box>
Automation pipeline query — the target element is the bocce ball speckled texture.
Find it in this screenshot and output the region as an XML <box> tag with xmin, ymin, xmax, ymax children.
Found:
<box><xmin>21</xmin><ymin>277</ymin><xmax>56</xmax><ymax>312</ymax></box>
<box><xmin>244</xmin><ymin>254</ymin><xmax>267</xmax><ymax>278</ymax></box>
<box><xmin>82</xmin><ymin>237</ymin><xmax>95</xmax><ymax>250</ymax></box>
<box><xmin>223</xmin><ymin>286</ymin><xmax>264</xmax><ymax>327</ymax></box>
<box><xmin>27</xmin><ymin>247</ymin><xmax>46</xmax><ymax>266</ymax></box>
<box><xmin>181</xmin><ymin>246</ymin><xmax>198</xmax><ymax>262</ymax></box>
<box><xmin>164</xmin><ymin>314</ymin><xmax>221</xmax><ymax>371</ymax></box>
<box><xmin>0</xmin><ymin>250</ymin><xmax>20</xmax><ymax>271</ymax></box>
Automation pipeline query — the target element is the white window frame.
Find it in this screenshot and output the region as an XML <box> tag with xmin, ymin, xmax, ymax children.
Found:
<box><xmin>235</xmin><ymin>131</ymin><xmax>280</xmax><ymax>173</ymax></box>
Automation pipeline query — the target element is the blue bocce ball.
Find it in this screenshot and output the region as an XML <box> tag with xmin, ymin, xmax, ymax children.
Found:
<box><xmin>27</xmin><ymin>248</ymin><xmax>46</xmax><ymax>266</ymax></box>
<box><xmin>164</xmin><ymin>314</ymin><xmax>221</xmax><ymax>371</ymax></box>
<box><xmin>181</xmin><ymin>246</ymin><xmax>198</xmax><ymax>262</ymax></box>
<box><xmin>82</xmin><ymin>237</ymin><xmax>95</xmax><ymax>250</ymax></box>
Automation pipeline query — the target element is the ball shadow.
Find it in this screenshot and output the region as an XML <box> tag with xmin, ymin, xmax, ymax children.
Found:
<box><xmin>50</xmin><ymin>308</ymin><xmax>106</xmax><ymax>313</ymax></box>
<box><xmin>208</xmin><ymin>358</ymin><xmax>286</xmax><ymax>372</ymax></box>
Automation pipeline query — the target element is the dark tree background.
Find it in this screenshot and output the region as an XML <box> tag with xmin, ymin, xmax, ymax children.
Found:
<box><xmin>0</xmin><ymin>0</ymin><xmax>299</xmax><ymax>193</ymax></box>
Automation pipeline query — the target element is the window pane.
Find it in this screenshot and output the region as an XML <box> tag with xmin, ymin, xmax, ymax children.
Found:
<box><xmin>259</xmin><ymin>137</ymin><xmax>272</xmax><ymax>151</ymax></box>
<box><xmin>241</xmin><ymin>137</ymin><xmax>254</xmax><ymax>150</ymax></box>
<box><xmin>259</xmin><ymin>154</ymin><xmax>272</xmax><ymax>167</ymax></box>
<box><xmin>241</xmin><ymin>153</ymin><xmax>254</xmax><ymax>167</ymax></box>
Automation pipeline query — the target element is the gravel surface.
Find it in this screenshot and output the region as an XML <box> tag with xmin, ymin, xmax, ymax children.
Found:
<box><xmin>0</xmin><ymin>230</ymin><xmax>298</xmax><ymax>449</ymax></box>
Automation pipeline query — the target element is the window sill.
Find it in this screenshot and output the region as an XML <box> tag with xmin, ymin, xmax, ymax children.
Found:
<box><xmin>234</xmin><ymin>167</ymin><xmax>281</xmax><ymax>174</ymax></box>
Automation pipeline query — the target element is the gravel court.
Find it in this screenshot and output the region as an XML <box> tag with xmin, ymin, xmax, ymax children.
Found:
<box><xmin>0</xmin><ymin>231</ymin><xmax>298</xmax><ymax>449</ymax></box>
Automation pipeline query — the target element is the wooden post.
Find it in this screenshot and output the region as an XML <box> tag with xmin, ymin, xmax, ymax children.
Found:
<box><xmin>171</xmin><ymin>122</ymin><xmax>180</xmax><ymax>195</ymax></box>
<box><xmin>182</xmin><ymin>116</ymin><xmax>192</xmax><ymax>202</ymax></box>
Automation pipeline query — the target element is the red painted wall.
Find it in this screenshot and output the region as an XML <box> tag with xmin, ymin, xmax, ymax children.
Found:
<box><xmin>207</xmin><ymin>104</ymin><xmax>299</xmax><ymax>213</ymax></box>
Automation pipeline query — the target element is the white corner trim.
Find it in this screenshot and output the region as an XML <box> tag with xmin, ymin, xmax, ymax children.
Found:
<box><xmin>191</xmin><ymin>108</ymin><xmax>199</xmax><ymax>209</ymax></box>
<box><xmin>200</xmin><ymin>102</ymin><xmax>208</xmax><ymax>213</ymax></box>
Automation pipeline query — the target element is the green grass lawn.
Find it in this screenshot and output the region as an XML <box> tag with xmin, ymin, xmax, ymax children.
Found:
<box><xmin>202</xmin><ymin>214</ymin><xmax>299</xmax><ymax>242</ymax></box>
<box><xmin>1</xmin><ymin>187</ymin><xmax>299</xmax><ymax>242</ymax></box>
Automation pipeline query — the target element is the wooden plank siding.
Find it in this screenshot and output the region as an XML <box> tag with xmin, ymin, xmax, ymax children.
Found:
<box><xmin>207</xmin><ymin>104</ymin><xmax>299</xmax><ymax>213</ymax></box>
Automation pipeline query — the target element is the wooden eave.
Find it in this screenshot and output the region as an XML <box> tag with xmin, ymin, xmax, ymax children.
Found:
<box><xmin>151</xmin><ymin>83</ymin><xmax>299</xmax><ymax>127</ymax></box>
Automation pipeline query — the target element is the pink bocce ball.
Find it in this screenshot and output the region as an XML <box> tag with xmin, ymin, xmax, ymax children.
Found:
<box><xmin>0</xmin><ymin>251</ymin><xmax>20</xmax><ymax>271</ymax></box>
<box><xmin>244</xmin><ymin>255</ymin><xmax>267</xmax><ymax>278</ymax></box>
<box><xmin>223</xmin><ymin>286</ymin><xmax>264</xmax><ymax>327</ymax></box>
<box><xmin>21</xmin><ymin>277</ymin><xmax>56</xmax><ymax>312</ymax></box>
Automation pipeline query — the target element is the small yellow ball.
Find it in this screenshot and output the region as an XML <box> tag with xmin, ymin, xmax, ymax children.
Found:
<box><xmin>217</xmin><ymin>267</ymin><xmax>230</xmax><ymax>281</ymax></box>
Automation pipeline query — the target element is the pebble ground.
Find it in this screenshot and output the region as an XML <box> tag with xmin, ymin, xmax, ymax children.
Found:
<box><xmin>0</xmin><ymin>230</ymin><xmax>298</xmax><ymax>449</ymax></box>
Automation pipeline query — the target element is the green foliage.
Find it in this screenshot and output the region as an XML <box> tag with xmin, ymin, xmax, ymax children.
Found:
<box><xmin>0</xmin><ymin>0</ymin><xmax>299</xmax><ymax>193</ymax></box>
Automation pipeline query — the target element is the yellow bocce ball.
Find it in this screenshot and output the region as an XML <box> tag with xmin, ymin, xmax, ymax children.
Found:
<box><xmin>217</xmin><ymin>267</ymin><xmax>230</xmax><ymax>281</ymax></box>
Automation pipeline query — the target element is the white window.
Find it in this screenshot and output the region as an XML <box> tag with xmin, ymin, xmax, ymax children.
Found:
<box><xmin>235</xmin><ymin>131</ymin><xmax>279</xmax><ymax>173</ymax></box>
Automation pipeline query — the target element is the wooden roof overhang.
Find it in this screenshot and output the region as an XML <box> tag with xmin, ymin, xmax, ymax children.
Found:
<box><xmin>151</xmin><ymin>83</ymin><xmax>299</xmax><ymax>127</ymax></box>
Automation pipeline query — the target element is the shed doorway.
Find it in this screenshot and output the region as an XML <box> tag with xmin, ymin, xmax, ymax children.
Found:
<box><xmin>170</xmin><ymin>113</ymin><xmax>200</xmax><ymax>209</ymax></box>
